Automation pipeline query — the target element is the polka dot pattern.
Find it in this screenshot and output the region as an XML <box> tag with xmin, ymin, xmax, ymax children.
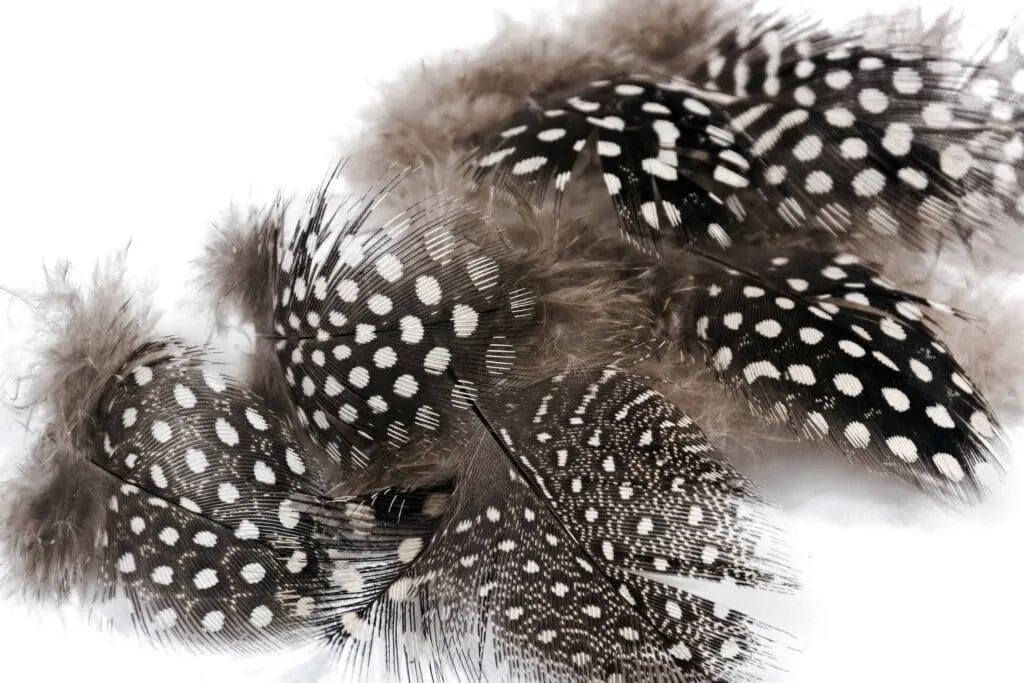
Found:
<box><xmin>95</xmin><ymin>341</ymin><xmax>439</xmax><ymax>652</ymax></box>
<box><xmin>337</xmin><ymin>370</ymin><xmax>792</xmax><ymax>682</ymax></box>
<box><xmin>273</xmin><ymin>184</ymin><xmax>541</xmax><ymax>465</ymax></box>
<box><xmin>690</xmin><ymin>248</ymin><xmax>1004</xmax><ymax>500</ymax></box>
<box><xmin>470</xmin><ymin>76</ymin><xmax>750</xmax><ymax>252</ymax></box>
<box><xmin>52</xmin><ymin>12</ymin><xmax>1023</xmax><ymax>680</ymax></box>
<box><xmin>470</xmin><ymin>20</ymin><xmax>1024</xmax><ymax>256</ymax></box>
<box><xmin>691</xmin><ymin>18</ymin><xmax>1024</xmax><ymax>250</ymax></box>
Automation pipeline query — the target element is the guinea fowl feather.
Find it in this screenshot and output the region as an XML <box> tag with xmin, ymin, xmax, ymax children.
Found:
<box><xmin>2</xmin><ymin>1</ymin><xmax>1022</xmax><ymax>681</ymax></box>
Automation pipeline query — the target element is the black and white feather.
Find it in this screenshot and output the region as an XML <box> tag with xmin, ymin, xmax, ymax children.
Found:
<box><xmin>681</xmin><ymin>246</ymin><xmax>1004</xmax><ymax>500</ymax></box>
<box><xmin>269</xmin><ymin>175</ymin><xmax>540</xmax><ymax>474</ymax></box>
<box><xmin>469</xmin><ymin>16</ymin><xmax>1024</xmax><ymax>255</ymax></box>
<box><xmin>0</xmin><ymin>192</ymin><xmax>798</xmax><ymax>683</ymax></box>
<box><xmin>93</xmin><ymin>341</ymin><xmax>443</xmax><ymax>653</ymax></box>
<box><xmin>257</xmin><ymin>174</ymin><xmax>798</xmax><ymax>679</ymax></box>
<box><xmin>330</xmin><ymin>368</ymin><xmax>795</xmax><ymax>683</ymax></box>
<box><xmin>465</xmin><ymin>9</ymin><xmax>1021</xmax><ymax>502</ymax></box>
<box><xmin>4</xmin><ymin>1</ymin><xmax>1023</xmax><ymax>682</ymax></box>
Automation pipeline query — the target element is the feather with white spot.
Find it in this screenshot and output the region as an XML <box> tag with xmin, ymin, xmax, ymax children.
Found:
<box><xmin>6</xmin><ymin>1</ymin><xmax>1023</xmax><ymax>680</ymax></box>
<box><xmin>0</xmin><ymin>258</ymin><xmax>442</xmax><ymax>665</ymax></box>
<box><xmin>679</xmin><ymin>246</ymin><xmax>1005</xmax><ymax>501</ymax></box>
<box><xmin>468</xmin><ymin>15</ymin><xmax>1024</xmax><ymax>256</ymax></box>
<box><xmin>456</xmin><ymin>7</ymin><xmax>1020</xmax><ymax>503</ymax></box>
<box><xmin>328</xmin><ymin>368</ymin><xmax>796</xmax><ymax>682</ymax></box>
<box><xmin>91</xmin><ymin>341</ymin><xmax>441</xmax><ymax>653</ymax></box>
<box><xmin>269</xmin><ymin>169</ymin><xmax>542</xmax><ymax>475</ymax></box>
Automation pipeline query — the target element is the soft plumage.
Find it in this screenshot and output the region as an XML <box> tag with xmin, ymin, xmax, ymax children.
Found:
<box><xmin>344</xmin><ymin>0</ymin><xmax>1023</xmax><ymax>502</ymax></box>
<box><xmin>2</xmin><ymin>1</ymin><xmax>1022</xmax><ymax>681</ymax></box>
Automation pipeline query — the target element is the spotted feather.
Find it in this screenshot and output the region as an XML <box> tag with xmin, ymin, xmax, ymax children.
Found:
<box><xmin>701</xmin><ymin>18</ymin><xmax>1024</xmax><ymax>250</ymax></box>
<box><xmin>271</xmin><ymin>173</ymin><xmax>541</xmax><ymax>471</ymax></box>
<box><xmin>468</xmin><ymin>75</ymin><xmax>746</xmax><ymax>252</ymax></box>
<box><xmin>91</xmin><ymin>339</ymin><xmax>442</xmax><ymax>654</ymax></box>
<box><xmin>468</xmin><ymin>17</ymin><xmax>1024</xmax><ymax>254</ymax></box>
<box><xmin>682</xmin><ymin>247</ymin><xmax>1005</xmax><ymax>501</ymax></box>
<box><xmin>329</xmin><ymin>369</ymin><xmax>795</xmax><ymax>682</ymax></box>
<box><xmin>9</xmin><ymin>4</ymin><xmax>1023</xmax><ymax>680</ymax></box>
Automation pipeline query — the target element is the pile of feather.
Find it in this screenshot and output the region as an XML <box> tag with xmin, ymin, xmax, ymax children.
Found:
<box><xmin>1</xmin><ymin>1</ymin><xmax>1022</xmax><ymax>681</ymax></box>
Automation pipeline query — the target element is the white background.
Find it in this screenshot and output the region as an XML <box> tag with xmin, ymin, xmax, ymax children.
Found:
<box><xmin>1</xmin><ymin>1</ymin><xmax>1021</xmax><ymax>681</ymax></box>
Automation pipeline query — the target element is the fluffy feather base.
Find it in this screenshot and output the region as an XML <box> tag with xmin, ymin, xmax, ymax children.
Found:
<box><xmin>0</xmin><ymin>256</ymin><xmax>157</xmax><ymax>605</ymax></box>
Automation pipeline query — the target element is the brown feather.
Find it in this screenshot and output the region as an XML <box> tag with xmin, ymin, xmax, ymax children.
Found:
<box><xmin>1</xmin><ymin>254</ymin><xmax>157</xmax><ymax>605</ymax></box>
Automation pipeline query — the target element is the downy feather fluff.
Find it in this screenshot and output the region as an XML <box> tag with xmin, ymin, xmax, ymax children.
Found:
<box><xmin>2</xmin><ymin>0</ymin><xmax>1023</xmax><ymax>681</ymax></box>
<box><xmin>341</xmin><ymin>0</ymin><xmax>1023</xmax><ymax>500</ymax></box>
<box><xmin>1</xmin><ymin>181</ymin><xmax>797</xmax><ymax>682</ymax></box>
